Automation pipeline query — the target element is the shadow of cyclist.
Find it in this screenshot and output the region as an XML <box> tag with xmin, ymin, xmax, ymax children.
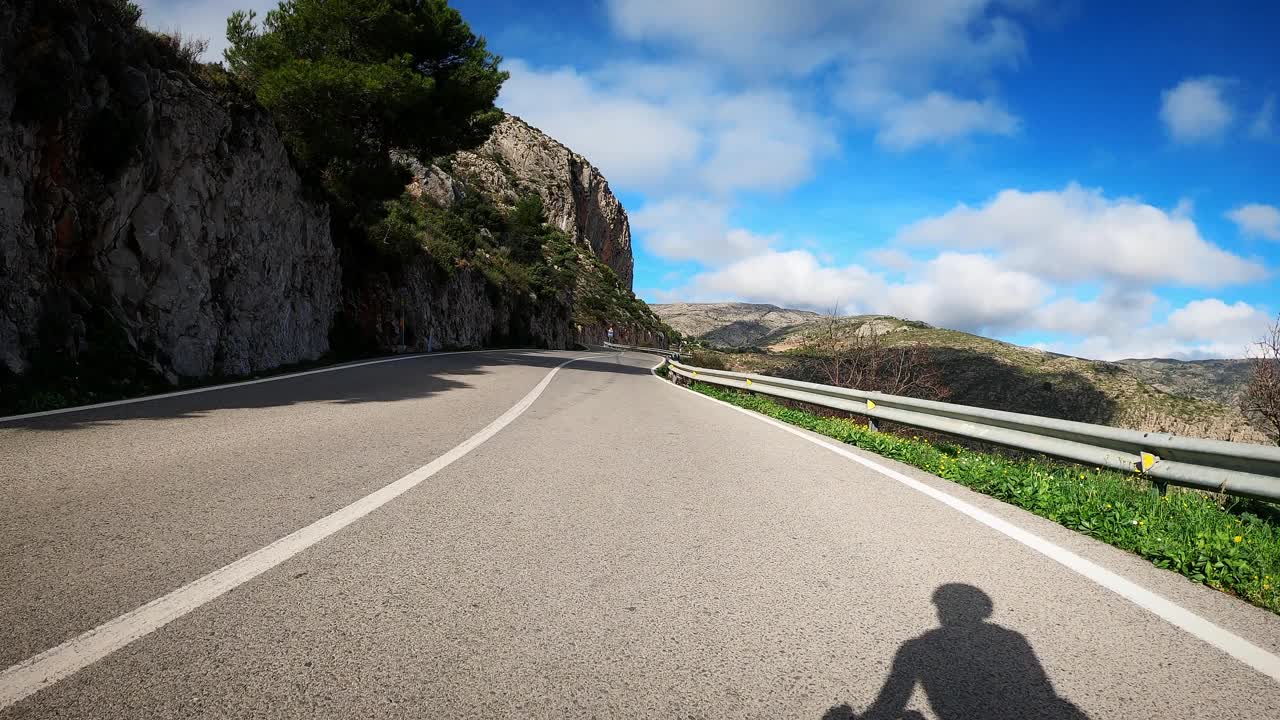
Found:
<box><xmin>823</xmin><ymin>584</ymin><xmax>1088</xmax><ymax>720</ymax></box>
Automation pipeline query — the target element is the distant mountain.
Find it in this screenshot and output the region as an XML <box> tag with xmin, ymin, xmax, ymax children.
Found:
<box><xmin>652</xmin><ymin>303</ymin><xmax>822</xmax><ymax>347</ymax></box>
<box><xmin>655</xmin><ymin>302</ymin><xmax>1267</xmax><ymax>444</ymax></box>
<box><xmin>1114</xmin><ymin>358</ymin><xmax>1253</xmax><ymax>405</ymax></box>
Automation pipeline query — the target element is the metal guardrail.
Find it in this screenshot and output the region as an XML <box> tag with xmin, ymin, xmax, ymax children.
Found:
<box><xmin>654</xmin><ymin>358</ymin><xmax>1280</xmax><ymax>504</ymax></box>
<box><xmin>604</xmin><ymin>341</ymin><xmax>681</xmax><ymax>359</ymax></box>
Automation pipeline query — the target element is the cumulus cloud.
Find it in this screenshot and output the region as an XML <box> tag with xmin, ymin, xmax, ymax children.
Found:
<box><xmin>1048</xmin><ymin>298</ymin><xmax>1273</xmax><ymax>360</ymax></box>
<box><xmin>876</xmin><ymin>92</ymin><xmax>1020</xmax><ymax>150</ymax></box>
<box><xmin>1227</xmin><ymin>203</ymin><xmax>1280</xmax><ymax>240</ymax></box>
<box><xmin>656</xmin><ymin>181</ymin><xmax>1271</xmax><ymax>359</ymax></box>
<box><xmin>666</xmin><ymin>247</ymin><xmax>1271</xmax><ymax>359</ymax></box>
<box><xmin>701</xmin><ymin>91</ymin><xmax>838</xmax><ymax>193</ymax></box>
<box><xmin>1160</xmin><ymin>76</ymin><xmax>1234</xmax><ymax>143</ymax></box>
<box><xmin>896</xmin><ymin>183</ymin><xmax>1265</xmax><ymax>286</ymax></box>
<box><xmin>1251</xmin><ymin>95</ymin><xmax>1276</xmax><ymax>139</ymax></box>
<box><xmin>499</xmin><ymin>61</ymin><xmax>834</xmax><ymax>196</ymax></box>
<box><xmin>135</xmin><ymin>0</ymin><xmax>275</xmax><ymax>61</ymax></box>
<box><xmin>1165</xmin><ymin>298</ymin><xmax>1274</xmax><ymax>342</ymax></box>
<box><xmin>499</xmin><ymin>61</ymin><xmax>702</xmax><ymax>191</ymax></box>
<box><xmin>1031</xmin><ymin>290</ymin><xmax>1161</xmax><ymax>337</ymax></box>
<box><xmin>675</xmin><ymin>250</ymin><xmax>884</xmax><ymax>314</ymax></box>
<box><xmin>607</xmin><ymin>0</ymin><xmax>1033</xmax><ymax>148</ymax></box>
<box><xmin>669</xmin><ymin>250</ymin><xmax>1049</xmax><ymax>335</ymax></box>
<box><xmin>884</xmin><ymin>254</ymin><xmax>1048</xmax><ymax>332</ymax></box>
<box><xmin>632</xmin><ymin>198</ymin><xmax>775</xmax><ymax>263</ymax></box>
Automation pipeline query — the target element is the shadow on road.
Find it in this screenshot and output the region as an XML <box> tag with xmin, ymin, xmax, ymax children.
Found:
<box><xmin>822</xmin><ymin>584</ymin><xmax>1088</xmax><ymax>720</ymax></box>
<box><xmin>3</xmin><ymin>350</ymin><xmax>652</xmax><ymax>432</ymax></box>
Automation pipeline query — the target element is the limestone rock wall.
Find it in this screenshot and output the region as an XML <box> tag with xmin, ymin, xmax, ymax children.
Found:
<box><xmin>0</xmin><ymin>0</ymin><xmax>339</xmax><ymax>381</ymax></box>
<box><xmin>445</xmin><ymin>115</ymin><xmax>634</xmax><ymax>288</ymax></box>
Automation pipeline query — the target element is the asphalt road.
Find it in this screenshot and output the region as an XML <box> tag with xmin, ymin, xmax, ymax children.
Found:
<box><xmin>3</xmin><ymin>349</ymin><xmax>1280</xmax><ymax>718</ymax></box>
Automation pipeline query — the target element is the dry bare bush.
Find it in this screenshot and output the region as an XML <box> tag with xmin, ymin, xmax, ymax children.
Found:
<box><xmin>1242</xmin><ymin>314</ymin><xmax>1280</xmax><ymax>445</ymax></box>
<box><xmin>813</xmin><ymin>307</ymin><xmax>949</xmax><ymax>401</ymax></box>
<box><xmin>150</xmin><ymin>30</ymin><xmax>209</xmax><ymax>67</ymax></box>
<box><xmin>1114</xmin><ymin>406</ymin><xmax>1271</xmax><ymax>444</ymax></box>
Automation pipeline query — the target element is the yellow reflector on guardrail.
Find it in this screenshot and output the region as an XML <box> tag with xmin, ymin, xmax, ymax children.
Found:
<box><xmin>1140</xmin><ymin>451</ymin><xmax>1158</xmax><ymax>472</ymax></box>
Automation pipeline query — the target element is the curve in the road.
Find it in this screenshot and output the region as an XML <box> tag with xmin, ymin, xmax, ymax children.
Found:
<box><xmin>0</xmin><ymin>353</ymin><xmax>606</xmax><ymax>711</ymax></box>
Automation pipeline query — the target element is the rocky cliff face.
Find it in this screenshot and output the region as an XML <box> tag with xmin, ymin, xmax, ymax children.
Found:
<box><xmin>440</xmin><ymin>115</ymin><xmax>633</xmax><ymax>288</ymax></box>
<box><xmin>0</xmin><ymin>2</ymin><xmax>647</xmax><ymax>411</ymax></box>
<box><xmin>355</xmin><ymin>114</ymin><xmax>646</xmax><ymax>354</ymax></box>
<box><xmin>0</xmin><ymin>1</ymin><xmax>339</xmax><ymax>384</ymax></box>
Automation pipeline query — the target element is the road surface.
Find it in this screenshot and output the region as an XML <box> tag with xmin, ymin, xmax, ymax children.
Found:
<box><xmin>3</xmin><ymin>349</ymin><xmax>1280</xmax><ymax>718</ymax></box>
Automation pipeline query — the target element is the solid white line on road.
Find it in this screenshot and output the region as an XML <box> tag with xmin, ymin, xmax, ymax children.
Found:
<box><xmin>0</xmin><ymin>349</ymin><xmax>528</xmax><ymax>424</ymax></box>
<box><xmin>660</xmin><ymin>369</ymin><xmax>1280</xmax><ymax>684</ymax></box>
<box><xmin>0</xmin><ymin>353</ymin><xmax>602</xmax><ymax>711</ymax></box>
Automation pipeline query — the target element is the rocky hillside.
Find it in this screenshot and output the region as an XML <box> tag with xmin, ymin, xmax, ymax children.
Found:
<box><xmin>652</xmin><ymin>302</ymin><xmax>820</xmax><ymax>347</ymax></box>
<box><xmin>441</xmin><ymin>116</ymin><xmax>633</xmax><ymax>287</ymax></box>
<box><xmin>657</xmin><ymin>303</ymin><xmax>1267</xmax><ymax>444</ymax></box>
<box><xmin>0</xmin><ymin>0</ymin><xmax>666</xmax><ymax>413</ymax></box>
<box><xmin>0</xmin><ymin>0</ymin><xmax>339</xmax><ymax>389</ymax></box>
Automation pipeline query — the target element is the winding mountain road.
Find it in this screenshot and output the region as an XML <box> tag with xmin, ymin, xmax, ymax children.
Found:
<box><xmin>3</xmin><ymin>349</ymin><xmax>1280</xmax><ymax>718</ymax></box>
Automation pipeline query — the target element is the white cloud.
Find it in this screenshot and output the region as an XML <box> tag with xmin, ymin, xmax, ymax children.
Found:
<box><xmin>673</xmin><ymin>250</ymin><xmax>883</xmax><ymax>314</ymax></box>
<box><xmin>499</xmin><ymin>61</ymin><xmax>834</xmax><ymax>196</ymax></box>
<box><xmin>632</xmin><ymin>198</ymin><xmax>775</xmax><ymax>263</ymax></box>
<box><xmin>1032</xmin><ymin>290</ymin><xmax>1160</xmax><ymax>337</ymax></box>
<box><xmin>1166</xmin><ymin>298</ymin><xmax>1274</xmax><ymax>342</ymax></box>
<box><xmin>864</xmin><ymin>248</ymin><xmax>916</xmax><ymax>272</ymax></box>
<box><xmin>135</xmin><ymin>0</ymin><xmax>276</xmax><ymax>62</ymax></box>
<box><xmin>1049</xmin><ymin>298</ymin><xmax>1273</xmax><ymax>360</ymax></box>
<box><xmin>876</xmin><ymin>92</ymin><xmax>1020</xmax><ymax>150</ymax></box>
<box><xmin>884</xmin><ymin>253</ymin><xmax>1048</xmax><ymax>332</ymax></box>
<box><xmin>499</xmin><ymin>61</ymin><xmax>702</xmax><ymax>191</ymax></box>
<box><xmin>606</xmin><ymin>0</ymin><xmax>1028</xmax><ymax>78</ymax></box>
<box><xmin>668</xmin><ymin>250</ymin><xmax>1048</xmax><ymax>334</ymax></box>
<box><xmin>701</xmin><ymin>91</ymin><xmax>838</xmax><ymax>193</ymax></box>
<box><xmin>1227</xmin><ymin>203</ymin><xmax>1280</xmax><ymax>241</ymax></box>
<box><xmin>608</xmin><ymin>0</ymin><xmax>1033</xmax><ymax>148</ymax></box>
<box><xmin>1251</xmin><ymin>95</ymin><xmax>1276</xmax><ymax>139</ymax></box>
<box><xmin>897</xmin><ymin>183</ymin><xmax>1265</xmax><ymax>287</ymax></box>
<box><xmin>1160</xmin><ymin>76</ymin><xmax>1234</xmax><ymax>143</ymax></box>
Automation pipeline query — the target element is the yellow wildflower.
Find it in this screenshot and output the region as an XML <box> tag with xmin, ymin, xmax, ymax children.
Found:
<box><xmin>1233</xmin><ymin>535</ymin><xmax>1243</xmax><ymax>543</ymax></box>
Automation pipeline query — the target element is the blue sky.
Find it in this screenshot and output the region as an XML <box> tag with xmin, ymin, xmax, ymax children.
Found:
<box><xmin>139</xmin><ymin>1</ymin><xmax>1280</xmax><ymax>359</ymax></box>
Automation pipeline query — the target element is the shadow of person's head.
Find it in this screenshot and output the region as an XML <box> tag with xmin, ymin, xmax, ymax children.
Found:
<box><xmin>932</xmin><ymin>583</ymin><xmax>993</xmax><ymax>627</ymax></box>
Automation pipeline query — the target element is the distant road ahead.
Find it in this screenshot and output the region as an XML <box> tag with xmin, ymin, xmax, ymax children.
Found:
<box><xmin>3</xmin><ymin>349</ymin><xmax>1279</xmax><ymax>718</ymax></box>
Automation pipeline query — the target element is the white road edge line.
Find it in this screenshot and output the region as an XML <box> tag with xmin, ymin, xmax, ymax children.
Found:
<box><xmin>0</xmin><ymin>349</ymin><xmax>521</xmax><ymax>424</ymax></box>
<box><xmin>649</xmin><ymin>358</ymin><xmax>1280</xmax><ymax>684</ymax></box>
<box><xmin>0</xmin><ymin>353</ymin><xmax>603</xmax><ymax>711</ymax></box>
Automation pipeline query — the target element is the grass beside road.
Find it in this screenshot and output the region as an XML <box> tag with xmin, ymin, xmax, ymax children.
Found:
<box><xmin>686</xmin><ymin>381</ymin><xmax>1280</xmax><ymax>615</ymax></box>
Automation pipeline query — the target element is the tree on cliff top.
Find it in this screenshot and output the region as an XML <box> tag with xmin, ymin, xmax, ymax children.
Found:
<box><xmin>225</xmin><ymin>0</ymin><xmax>507</xmax><ymax>224</ymax></box>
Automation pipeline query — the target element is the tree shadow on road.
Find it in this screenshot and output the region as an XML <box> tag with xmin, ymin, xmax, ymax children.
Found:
<box><xmin>2</xmin><ymin>350</ymin><xmax>652</xmax><ymax>431</ymax></box>
<box><xmin>822</xmin><ymin>584</ymin><xmax>1088</xmax><ymax>720</ymax></box>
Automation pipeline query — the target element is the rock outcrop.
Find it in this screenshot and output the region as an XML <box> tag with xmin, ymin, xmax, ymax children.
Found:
<box><xmin>0</xmin><ymin>2</ymin><xmax>650</xmax><ymax>410</ymax></box>
<box><xmin>443</xmin><ymin>115</ymin><xmax>633</xmax><ymax>287</ymax></box>
<box><xmin>0</xmin><ymin>0</ymin><xmax>339</xmax><ymax>381</ymax></box>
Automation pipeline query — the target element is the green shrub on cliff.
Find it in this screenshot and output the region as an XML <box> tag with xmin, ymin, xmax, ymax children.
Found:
<box><xmin>224</xmin><ymin>0</ymin><xmax>507</xmax><ymax>224</ymax></box>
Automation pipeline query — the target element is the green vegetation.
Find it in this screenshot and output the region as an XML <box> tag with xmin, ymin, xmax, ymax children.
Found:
<box><xmin>684</xmin><ymin>381</ymin><xmax>1280</xmax><ymax>615</ymax></box>
<box><xmin>370</xmin><ymin>188</ymin><xmax>673</xmax><ymax>338</ymax></box>
<box><xmin>225</xmin><ymin>0</ymin><xmax>507</xmax><ymax>225</ymax></box>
